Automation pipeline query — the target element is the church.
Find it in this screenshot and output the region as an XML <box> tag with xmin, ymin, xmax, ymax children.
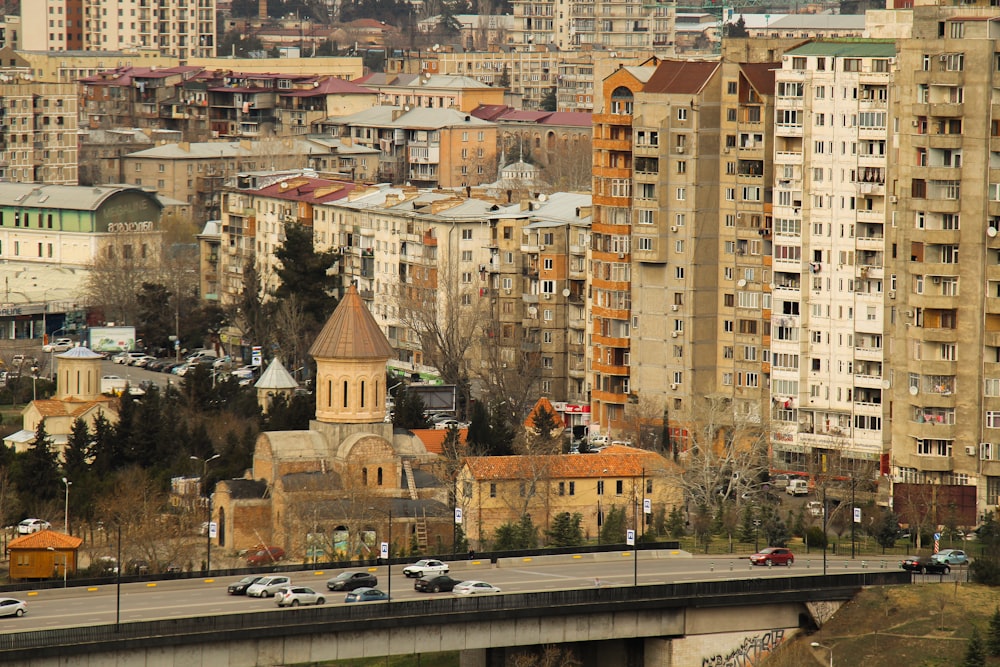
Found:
<box><xmin>213</xmin><ymin>285</ymin><xmax>455</xmax><ymax>560</ymax></box>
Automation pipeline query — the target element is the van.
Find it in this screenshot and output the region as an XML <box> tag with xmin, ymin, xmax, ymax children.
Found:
<box><xmin>786</xmin><ymin>479</ymin><xmax>809</xmax><ymax>496</ymax></box>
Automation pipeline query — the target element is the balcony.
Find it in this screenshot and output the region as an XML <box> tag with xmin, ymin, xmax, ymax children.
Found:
<box><xmin>914</xmin><ymin>455</ymin><xmax>954</xmax><ymax>473</ymax></box>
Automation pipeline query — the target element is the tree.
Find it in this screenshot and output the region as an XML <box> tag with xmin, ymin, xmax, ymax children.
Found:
<box><xmin>273</xmin><ymin>223</ymin><xmax>340</xmax><ymax>333</ymax></box>
<box><xmin>539</xmin><ymin>88</ymin><xmax>557</xmax><ymax>112</ymax></box>
<box><xmin>546</xmin><ymin>512</ymin><xmax>583</xmax><ymax>547</ymax></box>
<box><xmin>493</xmin><ymin>514</ymin><xmax>538</xmax><ymax>550</ymax></box>
<box><xmin>873</xmin><ymin>509</ymin><xmax>899</xmax><ymax>550</ymax></box>
<box><xmin>666</xmin><ymin>505</ymin><xmax>686</xmax><ymax>538</ymax></box>
<box><xmin>539</xmin><ymin>136</ymin><xmax>593</xmax><ymax>193</ymax></box>
<box><xmin>524</xmin><ymin>403</ymin><xmax>561</xmax><ymax>455</ymax></box>
<box><xmin>759</xmin><ymin>504</ymin><xmax>790</xmax><ymax>547</ymax></box>
<box><xmin>986</xmin><ymin>607</ymin><xmax>1000</xmax><ymax>658</ymax></box>
<box><xmin>393</xmin><ymin>386</ymin><xmax>430</xmax><ymax>429</ymax></box>
<box><xmin>963</xmin><ymin>626</ymin><xmax>986</xmax><ymax>667</ymax></box>
<box><xmin>727</xmin><ymin>16</ymin><xmax>749</xmax><ymax>37</ymax></box>
<box><xmin>599</xmin><ymin>505</ymin><xmax>627</xmax><ymax>544</ymax></box>
<box><xmin>14</xmin><ymin>420</ymin><xmax>61</xmax><ymax>508</ymax></box>
<box><xmin>83</xmin><ymin>232</ymin><xmax>162</xmax><ymax>326</ymax></box>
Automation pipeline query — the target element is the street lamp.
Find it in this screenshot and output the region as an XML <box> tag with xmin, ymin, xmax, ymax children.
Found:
<box><xmin>369</xmin><ymin>505</ymin><xmax>392</xmax><ymax>602</ymax></box>
<box><xmin>191</xmin><ymin>454</ymin><xmax>220</xmax><ymax>573</ymax></box>
<box><xmin>46</xmin><ymin>546</ymin><xmax>68</xmax><ymax>588</ymax></box>
<box><xmin>811</xmin><ymin>642</ymin><xmax>833</xmax><ymax>667</ymax></box>
<box><xmin>61</xmin><ymin>477</ymin><xmax>72</xmax><ymax>534</ymax></box>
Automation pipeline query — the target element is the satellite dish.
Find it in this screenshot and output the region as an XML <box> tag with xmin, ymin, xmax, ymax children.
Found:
<box><xmin>737</xmin><ymin>279</ymin><xmax>747</xmax><ymax>287</ymax></box>
<box><xmin>562</xmin><ymin>288</ymin><xmax>571</xmax><ymax>297</ymax></box>
<box><xmin>989</xmin><ymin>227</ymin><xmax>998</xmax><ymax>238</ymax></box>
<box><xmin>882</xmin><ymin>380</ymin><xmax>891</xmax><ymax>389</ymax></box>
<box><xmin>909</xmin><ymin>385</ymin><xmax>919</xmax><ymax>396</ymax></box>
<box><xmin>537</xmin><ymin>193</ymin><xmax>548</xmax><ymax>202</ymax></box>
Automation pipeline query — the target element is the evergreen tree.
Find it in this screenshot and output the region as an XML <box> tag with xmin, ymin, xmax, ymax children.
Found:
<box><xmin>466</xmin><ymin>401</ymin><xmax>492</xmax><ymax>450</ymax></box>
<box><xmin>599</xmin><ymin>505</ymin><xmax>628</xmax><ymax>544</ymax></box>
<box><xmin>273</xmin><ymin>223</ymin><xmax>340</xmax><ymax>330</ymax></box>
<box><xmin>546</xmin><ymin>512</ymin><xmax>584</xmax><ymax>547</ymax></box>
<box><xmin>393</xmin><ymin>387</ymin><xmax>429</xmax><ymax>429</ymax></box>
<box><xmin>15</xmin><ymin>420</ymin><xmax>61</xmax><ymax>505</ymax></box>
<box><xmin>540</xmin><ymin>88</ymin><xmax>558</xmax><ymax>112</ymax></box>
<box><xmin>738</xmin><ymin>505</ymin><xmax>755</xmax><ymax>543</ymax></box>
<box><xmin>963</xmin><ymin>626</ymin><xmax>986</xmax><ymax>667</ymax></box>
<box><xmin>873</xmin><ymin>509</ymin><xmax>899</xmax><ymax>549</ymax></box>
<box><xmin>493</xmin><ymin>514</ymin><xmax>538</xmax><ymax>550</ymax></box>
<box><xmin>89</xmin><ymin>413</ymin><xmax>117</xmax><ymax>478</ymax></box>
<box><xmin>63</xmin><ymin>419</ymin><xmax>96</xmax><ymax>522</ymax></box>
<box><xmin>528</xmin><ymin>404</ymin><xmax>561</xmax><ymax>454</ymax></box>
<box><xmin>987</xmin><ymin>607</ymin><xmax>1000</xmax><ymax>657</ymax></box>
<box><xmin>666</xmin><ymin>505</ymin><xmax>686</xmax><ymax>538</ymax></box>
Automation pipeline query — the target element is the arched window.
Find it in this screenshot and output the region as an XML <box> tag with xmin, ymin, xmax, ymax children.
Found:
<box><xmin>611</xmin><ymin>86</ymin><xmax>634</xmax><ymax>115</ymax></box>
<box><xmin>343</xmin><ymin>380</ymin><xmax>349</xmax><ymax>408</ymax></box>
<box><xmin>327</xmin><ymin>380</ymin><xmax>333</xmax><ymax>407</ymax></box>
<box><xmin>218</xmin><ymin>507</ymin><xmax>226</xmax><ymax>547</ymax></box>
<box><xmin>362</xmin><ymin>467</ymin><xmax>368</xmax><ymax>485</ymax></box>
<box><xmin>375</xmin><ymin>380</ymin><xmax>380</xmax><ymax>407</ymax></box>
<box><xmin>377</xmin><ymin>467</ymin><xmax>383</xmax><ymax>485</ymax></box>
<box><xmin>361</xmin><ymin>380</ymin><xmax>366</xmax><ymax>408</ymax></box>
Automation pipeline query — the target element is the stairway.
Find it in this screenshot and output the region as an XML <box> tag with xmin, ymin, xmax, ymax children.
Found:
<box><xmin>402</xmin><ymin>460</ymin><xmax>428</xmax><ymax>550</ymax></box>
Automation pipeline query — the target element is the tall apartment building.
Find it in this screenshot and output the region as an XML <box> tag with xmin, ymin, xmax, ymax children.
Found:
<box><xmin>510</xmin><ymin>0</ymin><xmax>676</xmax><ymax>52</ymax></box>
<box><xmin>0</xmin><ymin>81</ymin><xmax>80</xmax><ymax>185</ymax></box>
<box><xmin>21</xmin><ymin>0</ymin><xmax>216</xmax><ymax>59</ymax></box>
<box><xmin>887</xmin><ymin>5</ymin><xmax>1000</xmax><ymax>525</ymax></box>
<box><xmin>770</xmin><ymin>42</ymin><xmax>894</xmax><ymax>477</ymax></box>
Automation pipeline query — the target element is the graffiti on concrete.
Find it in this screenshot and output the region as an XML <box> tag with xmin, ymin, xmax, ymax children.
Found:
<box><xmin>701</xmin><ymin>629</ymin><xmax>786</xmax><ymax>667</ymax></box>
<box><xmin>806</xmin><ymin>600</ymin><xmax>843</xmax><ymax>627</ymax></box>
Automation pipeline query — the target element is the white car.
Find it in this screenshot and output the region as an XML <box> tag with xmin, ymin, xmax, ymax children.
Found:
<box><xmin>42</xmin><ymin>338</ymin><xmax>74</xmax><ymax>353</ymax></box>
<box><xmin>17</xmin><ymin>519</ymin><xmax>51</xmax><ymax>534</ymax></box>
<box><xmin>402</xmin><ymin>559</ymin><xmax>449</xmax><ymax>578</ymax></box>
<box><xmin>807</xmin><ymin>501</ymin><xmax>825</xmax><ymax>517</ymax></box>
<box><xmin>453</xmin><ymin>580</ymin><xmax>501</xmax><ymax>595</ymax></box>
<box><xmin>245</xmin><ymin>575</ymin><xmax>292</xmax><ymax>598</ymax></box>
<box><xmin>274</xmin><ymin>586</ymin><xmax>326</xmax><ymax>607</ymax></box>
<box><xmin>0</xmin><ymin>598</ymin><xmax>26</xmax><ymax>617</ymax></box>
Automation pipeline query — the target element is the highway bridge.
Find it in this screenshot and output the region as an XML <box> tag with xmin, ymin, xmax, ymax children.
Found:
<box><xmin>0</xmin><ymin>557</ymin><xmax>908</xmax><ymax>667</ymax></box>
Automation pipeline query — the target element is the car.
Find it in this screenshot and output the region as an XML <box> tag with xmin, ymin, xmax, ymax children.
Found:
<box><xmin>129</xmin><ymin>354</ymin><xmax>157</xmax><ymax>367</ymax></box>
<box><xmin>806</xmin><ymin>501</ymin><xmax>825</xmax><ymax>517</ymax></box>
<box><xmin>769</xmin><ymin>474</ymin><xmax>793</xmax><ymax>489</ymax></box>
<box><xmin>344</xmin><ymin>587</ymin><xmax>389</xmax><ymax>603</ymax></box>
<box><xmin>326</xmin><ymin>571</ymin><xmax>378</xmax><ymax>591</ymax></box>
<box><xmin>17</xmin><ymin>519</ymin><xmax>51</xmax><ymax>534</ymax></box>
<box><xmin>414</xmin><ymin>575</ymin><xmax>462</xmax><ymax>593</ymax></box>
<box><xmin>749</xmin><ymin>547</ymin><xmax>795</xmax><ymax>566</ymax></box>
<box><xmin>901</xmin><ymin>556</ymin><xmax>951</xmax><ymax>574</ymax></box>
<box><xmin>0</xmin><ymin>598</ymin><xmax>26</xmax><ymax>617</ymax></box>
<box><xmin>246</xmin><ymin>546</ymin><xmax>285</xmax><ymax>565</ymax></box>
<box><xmin>433</xmin><ymin>419</ymin><xmax>464</xmax><ymax>430</ymax></box>
<box><xmin>275</xmin><ymin>586</ymin><xmax>325</xmax><ymax>607</ymax></box>
<box><xmin>453</xmin><ymin>580</ymin><xmax>502</xmax><ymax>595</ymax></box>
<box><xmin>11</xmin><ymin>354</ymin><xmax>24</xmax><ymax>367</ymax></box>
<box><xmin>246</xmin><ymin>575</ymin><xmax>292</xmax><ymax>597</ymax></box>
<box><xmin>402</xmin><ymin>559</ymin><xmax>449</xmax><ymax>578</ymax></box>
<box><xmin>931</xmin><ymin>549</ymin><xmax>968</xmax><ymax>566</ymax></box>
<box><xmin>232</xmin><ymin>365</ymin><xmax>259</xmax><ymax>379</ymax></box>
<box><xmin>42</xmin><ymin>338</ymin><xmax>74</xmax><ymax>353</ymax></box>
<box><xmin>227</xmin><ymin>575</ymin><xmax>263</xmax><ymax>595</ymax></box>
<box><xmin>116</xmin><ymin>351</ymin><xmax>146</xmax><ymax>365</ymax></box>
<box><xmin>212</xmin><ymin>355</ymin><xmax>234</xmax><ymax>369</ymax></box>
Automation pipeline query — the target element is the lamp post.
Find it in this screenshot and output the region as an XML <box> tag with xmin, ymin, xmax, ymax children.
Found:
<box><xmin>191</xmin><ymin>454</ymin><xmax>220</xmax><ymax>573</ymax></box>
<box><xmin>46</xmin><ymin>547</ymin><xmax>67</xmax><ymax>587</ymax></box>
<box><xmin>61</xmin><ymin>477</ymin><xmax>72</xmax><ymax>534</ymax></box>
<box><xmin>810</xmin><ymin>642</ymin><xmax>834</xmax><ymax>667</ymax></box>
<box><xmin>369</xmin><ymin>505</ymin><xmax>392</xmax><ymax>602</ymax></box>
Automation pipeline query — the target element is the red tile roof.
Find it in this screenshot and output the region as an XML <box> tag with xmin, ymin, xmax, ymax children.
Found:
<box><xmin>8</xmin><ymin>530</ymin><xmax>83</xmax><ymax>550</ymax></box>
<box><xmin>310</xmin><ymin>284</ymin><xmax>395</xmax><ymax>360</ymax></box>
<box><xmin>252</xmin><ymin>177</ymin><xmax>357</xmax><ymax>204</ymax></box>
<box><xmin>282</xmin><ymin>77</ymin><xmax>373</xmax><ymax>97</ymax></box>
<box><xmin>740</xmin><ymin>63</ymin><xmax>778</xmax><ymax>96</ymax></box>
<box><xmin>464</xmin><ymin>446</ymin><xmax>672</xmax><ymax>480</ymax></box>
<box><xmin>471</xmin><ymin>104</ymin><xmax>512</xmax><ymax>121</ymax></box>
<box><xmin>33</xmin><ymin>399</ymin><xmax>111</xmax><ymax>418</ymax></box>
<box><xmin>645</xmin><ymin>60</ymin><xmax>721</xmax><ymax>95</ymax></box>
<box><xmin>412</xmin><ymin>428</ymin><xmax>468</xmax><ymax>454</ymax></box>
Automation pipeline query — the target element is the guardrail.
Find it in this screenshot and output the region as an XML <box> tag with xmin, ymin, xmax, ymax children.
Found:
<box><xmin>0</xmin><ymin>571</ymin><xmax>908</xmax><ymax>659</ymax></box>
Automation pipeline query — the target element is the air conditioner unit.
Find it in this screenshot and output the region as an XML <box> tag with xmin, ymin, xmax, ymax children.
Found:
<box><xmin>671</xmin><ymin>304</ymin><xmax>679</xmax><ymax>311</ymax></box>
<box><xmin>932</xmin><ymin>276</ymin><xmax>941</xmax><ymax>284</ymax></box>
<box><xmin>889</xmin><ymin>291</ymin><xmax>896</xmax><ymax>299</ymax></box>
<box><xmin>618</xmin><ymin>253</ymin><xmax>626</xmax><ymax>259</ymax></box>
<box><xmin>670</xmin><ymin>383</ymin><xmax>678</xmax><ymax>390</ymax></box>
<box><xmin>670</xmin><ymin>225</ymin><xmax>678</xmax><ymax>233</ymax></box>
<box><xmin>892</xmin><ymin>474</ymin><xmax>903</xmax><ymax>483</ymax></box>
<box><xmin>676</xmin><ymin>146</ymin><xmax>685</xmax><ymax>154</ymax></box>
<box><xmin>539</xmin><ymin>245</ymin><xmax>546</xmax><ymax>251</ymax></box>
<box><xmin>504</xmin><ymin>288</ymin><xmax>511</xmax><ymax>294</ymax></box>
<box><xmin>544</xmin><ymin>293</ymin><xmax>551</xmax><ymax>300</ymax></box>
<box><xmin>671</xmin><ymin>331</ymin><xmax>679</xmax><ymax>338</ymax></box>
<box><xmin>889</xmin><ymin>195</ymin><xmax>898</xmax><ymax>203</ymax></box>
<box><xmin>965</xmin><ymin>445</ymin><xmax>976</xmax><ymax>455</ymax></box>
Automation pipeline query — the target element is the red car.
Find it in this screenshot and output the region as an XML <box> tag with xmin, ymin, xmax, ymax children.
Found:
<box><xmin>749</xmin><ymin>547</ymin><xmax>794</xmax><ymax>566</ymax></box>
<box><xmin>246</xmin><ymin>546</ymin><xmax>285</xmax><ymax>566</ymax></box>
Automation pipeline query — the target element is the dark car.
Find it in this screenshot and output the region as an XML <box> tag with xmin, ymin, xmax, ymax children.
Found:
<box><xmin>227</xmin><ymin>575</ymin><xmax>263</xmax><ymax>595</ymax></box>
<box><xmin>414</xmin><ymin>575</ymin><xmax>462</xmax><ymax>593</ymax></box>
<box><xmin>246</xmin><ymin>546</ymin><xmax>285</xmax><ymax>566</ymax></box>
<box><xmin>344</xmin><ymin>587</ymin><xmax>389</xmax><ymax>603</ymax></box>
<box><xmin>749</xmin><ymin>547</ymin><xmax>794</xmax><ymax>566</ymax></box>
<box><xmin>326</xmin><ymin>571</ymin><xmax>378</xmax><ymax>591</ymax></box>
<box><xmin>901</xmin><ymin>556</ymin><xmax>951</xmax><ymax>574</ymax></box>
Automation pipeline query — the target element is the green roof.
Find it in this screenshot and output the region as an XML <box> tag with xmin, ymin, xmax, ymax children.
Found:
<box><xmin>786</xmin><ymin>41</ymin><xmax>896</xmax><ymax>58</ymax></box>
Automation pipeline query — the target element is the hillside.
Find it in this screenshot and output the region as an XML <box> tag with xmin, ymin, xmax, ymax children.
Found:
<box><xmin>766</xmin><ymin>582</ymin><xmax>1000</xmax><ymax>666</ymax></box>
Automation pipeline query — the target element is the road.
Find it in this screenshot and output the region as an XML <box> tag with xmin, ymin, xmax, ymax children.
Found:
<box><xmin>0</xmin><ymin>553</ymin><xmax>933</xmax><ymax>633</ymax></box>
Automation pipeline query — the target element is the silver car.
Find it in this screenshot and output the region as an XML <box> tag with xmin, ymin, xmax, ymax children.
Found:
<box><xmin>453</xmin><ymin>580</ymin><xmax>501</xmax><ymax>595</ymax></box>
<box><xmin>402</xmin><ymin>559</ymin><xmax>449</xmax><ymax>578</ymax></box>
<box><xmin>0</xmin><ymin>598</ymin><xmax>26</xmax><ymax>617</ymax></box>
<box><xmin>245</xmin><ymin>575</ymin><xmax>291</xmax><ymax>598</ymax></box>
<box><xmin>275</xmin><ymin>586</ymin><xmax>325</xmax><ymax>607</ymax></box>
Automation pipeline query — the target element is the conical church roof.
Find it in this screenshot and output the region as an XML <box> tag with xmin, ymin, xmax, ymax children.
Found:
<box><xmin>309</xmin><ymin>284</ymin><xmax>394</xmax><ymax>360</ymax></box>
<box><xmin>255</xmin><ymin>357</ymin><xmax>298</xmax><ymax>390</ymax></box>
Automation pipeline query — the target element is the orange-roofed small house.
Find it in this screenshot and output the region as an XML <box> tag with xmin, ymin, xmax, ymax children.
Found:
<box><xmin>456</xmin><ymin>445</ymin><xmax>680</xmax><ymax>549</ymax></box>
<box><xmin>7</xmin><ymin>530</ymin><xmax>83</xmax><ymax>581</ymax></box>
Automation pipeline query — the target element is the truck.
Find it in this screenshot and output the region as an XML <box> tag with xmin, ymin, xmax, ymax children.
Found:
<box><xmin>785</xmin><ymin>479</ymin><xmax>809</xmax><ymax>496</ymax></box>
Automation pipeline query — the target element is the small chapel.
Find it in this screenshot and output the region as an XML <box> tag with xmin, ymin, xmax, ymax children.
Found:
<box><xmin>212</xmin><ymin>285</ymin><xmax>453</xmax><ymax>559</ymax></box>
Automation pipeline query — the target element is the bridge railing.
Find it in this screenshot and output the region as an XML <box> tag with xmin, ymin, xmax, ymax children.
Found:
<box><xmin>0</xmin><ymin>571</ymin><xmax>909</xmax><ymax>656</ymax></box>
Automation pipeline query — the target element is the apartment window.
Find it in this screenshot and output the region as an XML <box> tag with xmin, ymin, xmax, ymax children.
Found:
<box><xmin>677</xmin><ymin>108</ymin><xmax>687</xmax><ymax>121</ymax></box>
<box><xmin>461</xmin><ymin>229</ymin><xmax>473</xmax><ymax>240</ymax></box>
<box><xmin>597</xmin><ymin>480</ymin><xmax>605</xmax><ymax>495</ymax></box>
<box><xmin>950</xmin><ymin>22</ymin><xmax>965</xmax><ymax>39</ymax></box>
<box><xmin>616</xmin><ymin>480</ymin><xmax>624</xmax><ymax>495</ymax></box>
<box><xmin>489</xmin><ymin>483</ymin><xmax>497</xmax><ymax>497</ymax></box>
<box><xmin>676</xmin><ymin>188</ymin><xmax>686</xmax><ymax>201</ymax></box>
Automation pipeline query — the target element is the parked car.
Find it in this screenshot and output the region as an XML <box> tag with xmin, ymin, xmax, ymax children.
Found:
<box><xmin>227</xmin><ymin>575</ymin><xmax>263</xmax><ymax>595</ymax></box>
<box><xmin>245</xmin><ymin>575</ymin><xmax>292</xmax><ymax>598</ymax></box>
<box><xmin>769</xmin><ymin>474</ymin><xmax>793</xmax><ymax>489</ymax></box>
<box><xmin>806</xmin><ymin>501</ymin><xmax>825</xmax><ymax>517</ymax></box>
<box><xmin>785</xmin><ymin>479</ymin><xmax>809</xmax><ymax>496</ymax></box>
<box><xmin>129</xmin><ymin>354</ymin><xmax>157</xmax><ymax>367</ymax></box>
<box><xmin>749</xmin><ymin>547</ymin><xmax>795</xmax><ymax>566</ymax></box>
<box><xmin>453</xmin><ymin>580</ymin><xmax>502</xmax><ymax>595</ymax></box>
<box><xmin>326</xmin><ymin>571</ymin><xmax>378</xmax><ymax>591</ymax></box>
<box><xmin>246</xmin><ymin>546</ymin><xmax>285</xmax><ymax>566</ymax></box>
<box><xmin>212</xmin><ymin>355</ymin><xmax>234</xmax><ymax>369</ymax></box>
<box><xmin>931</xmin><ymin>549</ymin><xmax>968</xmax><ymax>566</ymax></box>
<box><xmin>433</xmin><ymin>419</ymin><xmax>464</xmax><ymax>430</ymax></box>
<box><xmin>42</xmin><ymin>338</ymin><xmax>74</xmax><ymax>353</ymax></box>
<box><xmin>402</xmin><ymin>559</ymin><xmax>449</xmax><ymax>578</ymax></box>
<box><xmin>17</xmin><ymin>518</ymin><xmax>51</xmax><ymax>534</ymax></box>
<box><xmin>901</xmin><ymin>556</ymin><xmax>951</xmax><ymax>575</ymax></box>
<box><xmin>275</xmin><ymin>586</ymin><xmax>325</xmax><ymax>607</ymax></box>
<box><xmin>344</xmin><ymin>587</ymin><xmax>389</xmax><ymax>603</ymax></box>
<box><xmin>0</xmin><ymin>598</ymin><xmax>26</xmax><ymax>617</ymax></box>
<box><xmin>414</xmin><ymin>575</ymin><xmax>462</xmax><ymax>593</ymax></box>
<box><xmin>115</xmin><ymin>352</ymin><xmax>147</xmax><ymax>365</ymax></box>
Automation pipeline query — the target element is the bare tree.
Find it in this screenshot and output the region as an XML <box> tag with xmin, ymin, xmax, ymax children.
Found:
<box><xmin>540</xmin><ymin>137</ymin><xmax>593</xmax><ymax>192</ymax></box>
<box><xmin>620</xmin><ymin>395</ymin><xmax>666</xmax><ymax>450</ymax></box>
<box><xmin>270</xmin><ymin>294</ymin><xmax>311</xmax><ymax>379</ymax></box>
<box><xmin>83</xmin><ymin>232</ymin><xmax>163</xmax><ymax>325</ymax></box>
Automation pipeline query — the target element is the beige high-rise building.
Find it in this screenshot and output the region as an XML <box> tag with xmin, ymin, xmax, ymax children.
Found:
<box><xmin>21</xmin><ymin>0</ymin><xmax>216</xmax><ymax>59</ymax></box>
<box><xmin>510</xmin><ymin>0</ymin><xmax>676</xmax><ymax>52</ymax></box>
